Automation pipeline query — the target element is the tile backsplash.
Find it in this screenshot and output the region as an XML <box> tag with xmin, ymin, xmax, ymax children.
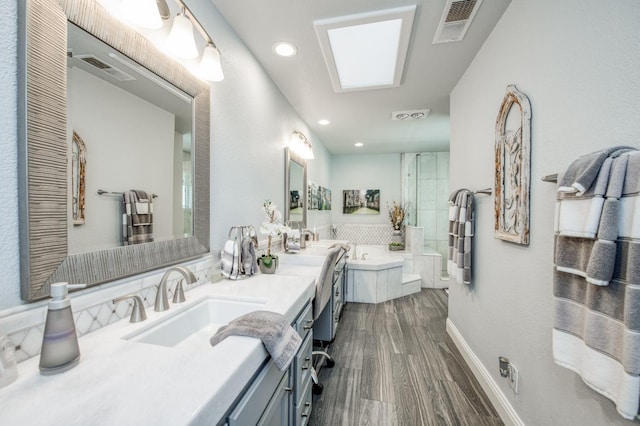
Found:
<box><xmin>335</xmin><ymin>223</ymin><xmax>398</xmax><ymax>245</ymax></box>
<box><xmin>0</xmin><ymin>255</ymin><xmax>213</xmax><ymax>363</ymax></box>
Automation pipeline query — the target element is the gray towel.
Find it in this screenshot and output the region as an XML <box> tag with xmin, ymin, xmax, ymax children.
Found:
<box><xmin>241</xmin><ymin>237</ymin><xmax>258</xmax><ymax>275</ymax></box>
<box><xmin>586</xmin><ymin>154</ymin><xmax>630</xmax><ymax>285</ymax></box>
<box><xmin>558</xmin><ymin>146</ymin><xmax>635</xmax><ymax>195</ymax></box>
<box><xmin>210</xmin><ymin>310</ymin><xmax>301</xmax><ymax>371</ymax></box>
<box><xmin>447</xmin><ymin>189</ymin><xmax>474</xmax><ymax>284</ymax></box>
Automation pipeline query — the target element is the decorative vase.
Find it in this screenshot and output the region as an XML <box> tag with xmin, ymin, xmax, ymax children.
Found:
<box><xmin>389</xmin><ymin>229</ymin><xmax>404</xmax><ymax>251</ymax></box>
<box><xmin>258</xmin><ymin>255</ymin><xmax>278</xmax><ymax>274</ymax></box>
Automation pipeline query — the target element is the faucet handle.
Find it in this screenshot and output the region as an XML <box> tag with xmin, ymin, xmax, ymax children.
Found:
<box><xmin>173</xmin><ymin>279</ymin><xmax>186</xmax><ymax>304</ymax></box>
<box><xmin>113</xmin><ymin>294</ymin><xmax>147</xmax><ymax>323</ymax></box>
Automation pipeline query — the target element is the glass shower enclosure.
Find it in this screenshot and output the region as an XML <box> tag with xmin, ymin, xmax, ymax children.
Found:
<box><xmin>402</xmin><ymin>152</ymin><xmax>450</xmax><ymax>275</ymax></box>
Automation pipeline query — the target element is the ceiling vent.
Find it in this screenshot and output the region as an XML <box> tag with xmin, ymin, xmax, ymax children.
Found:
<box><xmin>433</xmin><ymin>0</ymin><xmax>482</xmax><ymax>44</ymax></box>
<box><xmin>391</xmin><ymin>109</ymin><xmax>430</xmax><ymax>120</ymax></box>
<box><xmin>75</xmin><ymin>54</ymin><xmax>136</xmax><ymax>82</ymax></box>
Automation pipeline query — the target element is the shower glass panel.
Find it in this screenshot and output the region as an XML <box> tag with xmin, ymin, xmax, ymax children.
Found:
<box><xmin>403</xmin><ymin>152</ymin><xmax>450</xmax><ymax>274</ymax></box>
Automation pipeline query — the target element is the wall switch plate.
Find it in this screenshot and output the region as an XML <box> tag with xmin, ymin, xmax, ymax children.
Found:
<box><xmin>508</xmin><ymin>363</ymin><xmax>519</xmax><ymax>393</ymax></box>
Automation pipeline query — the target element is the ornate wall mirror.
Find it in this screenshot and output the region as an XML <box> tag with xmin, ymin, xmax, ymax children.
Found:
<box><xmin>18</xmin><ymin>0</ymin><xmax>211</xmax><ymax>301</ymax></box>
<box><xmin>71</xmin><ymin>131</ymin><xmax>86</xmax><ymax>225</ymax></box>
<box><xmin>494</xmin><ymin>84</ymin><xmax>531</xmax><ymax>245</ymax></box>
<box><xmin>284</xmin><ymin>148</ymin><xmax>307</xmax><ymax>227</ymax></box>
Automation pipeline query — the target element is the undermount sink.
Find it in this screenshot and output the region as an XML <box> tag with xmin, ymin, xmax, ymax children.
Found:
<box><xmin>124</xmin><ymin>296</ymin><xmax>267</xmax><ymax>348</ymax></box>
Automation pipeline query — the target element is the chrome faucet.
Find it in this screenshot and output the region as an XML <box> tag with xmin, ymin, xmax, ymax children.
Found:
<box><xmin>154</xmin><ymin>266</ymin><xmax>197</xmax><ymax>312</ymax></box>
<box><xmin>113</xmin><ymin>294</ymin><xmax>147</xmax><ymax>323</ymax></box>
<box><xmin>300</xmin><ymin>229</ymin><xmax>313</xmax><ymax>249</ymax></box>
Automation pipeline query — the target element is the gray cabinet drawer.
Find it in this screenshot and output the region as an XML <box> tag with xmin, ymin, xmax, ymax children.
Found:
<box><xmin>295</xmin><ymin>333</ymin><xmax>313</xmax><ymax>405</ymax></box>
<box><xmin>295</xmin><ymin>374</ymin><xmax>313</xmax><ymax>426</ymax></box>
<box><xmin>228</xmin><ymin>360</ymin><xmax>288</xmax><ymax>426</ymax></box>
<box><xmin>295</xmin><ymin>302</ymin><xmax>313</xmax><ymax>340</ymax></box>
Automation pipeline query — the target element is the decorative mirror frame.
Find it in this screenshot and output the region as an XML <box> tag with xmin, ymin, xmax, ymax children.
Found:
<box><xmin>284</xmin><ymin>147</ymin><xmax>307</xmax><ymax>227</ymax></box>
<box><xmin>494</xmin><ymin>84</ymin><xmax>531</xmax><ymax>245</ymax></box>
<box><xmin>18</xmin><ymin>0</ymin><xmax>210</xmax><ymax>301</ymax></box>
<box><xmin>71</xmin><ymin>131</ymin><xmax>86</xmax><ymax>226</ymax></box>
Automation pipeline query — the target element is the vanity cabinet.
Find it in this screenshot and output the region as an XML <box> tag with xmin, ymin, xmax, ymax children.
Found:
<box><xmin>292</xmin><ymin>303</ymin><xmax>314</xmax><ymax>426</ymax></box>
<box><xmin>224</xmin><ymin>301</ymin><xmax>313</xmax><ymax>426</ymax></box>
<box><xmin>313</xmin><ymin>254</ymin><xmax>347</xmax><ymax>342</ymax></box>
<box><xmin>227</xmin><ymin>360</ymin><xmax>290</xmax><ymax>426</ymax></box>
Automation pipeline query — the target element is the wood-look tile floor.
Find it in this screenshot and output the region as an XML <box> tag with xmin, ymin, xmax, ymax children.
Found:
<box><xmin>309</xmin><ymin>289</ymin><xmax>503</xmax><ymax>426</ymax></box>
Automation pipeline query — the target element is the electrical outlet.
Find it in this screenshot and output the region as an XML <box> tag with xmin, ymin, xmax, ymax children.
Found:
<box><xmin>508</xmin><ymin>363</ymin><xmax>519</xmax><ymax>393</ymax></box>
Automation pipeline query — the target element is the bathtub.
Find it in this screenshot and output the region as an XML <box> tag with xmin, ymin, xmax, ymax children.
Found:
<box><xmin>346</xmin><ymin>245</ymin><xmax>421</xmax><ymax>304</ymax></box>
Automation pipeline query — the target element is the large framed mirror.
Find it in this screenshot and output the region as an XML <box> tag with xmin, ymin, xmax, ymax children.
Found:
<box><xmin>284</xmin><ymin>148</ymin><xmax>307</xmax><ymax>227</ymax></box>
<box><xmin>18</xmin><ymin>0</ymin><xmax>210</xmax><ymax>301</ymax></box>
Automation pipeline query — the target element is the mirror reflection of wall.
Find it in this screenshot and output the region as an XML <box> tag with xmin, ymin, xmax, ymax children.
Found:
<box><xmin>289</xmin><ymin>160</ymin><xmax>304</xmax><ymax>223</ymax></box>
<box><xmin>66</xmin><ymin>23</ymin><xmax>194</xmax><ymax>254</ymax></box>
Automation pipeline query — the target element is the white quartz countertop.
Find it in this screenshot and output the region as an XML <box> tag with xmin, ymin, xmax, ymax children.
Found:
<box><xmin>0</xmin><ymin>274</ymin><xmax>315</xmax><ymax>426</ymax></box>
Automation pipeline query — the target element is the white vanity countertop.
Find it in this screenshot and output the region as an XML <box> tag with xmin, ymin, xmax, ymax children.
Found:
<box><xmin>0</xmin><ymin>274</ymin><xmax>315</xmax><ymax>426</ymax></box>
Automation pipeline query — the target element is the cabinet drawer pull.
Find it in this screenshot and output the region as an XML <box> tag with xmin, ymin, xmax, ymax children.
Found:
<box><xmin>302</xmin><ymin>356</ymin><xmax>311</xmax><ymax>370</ymax></box>
<box><xmin>301</xmin><ymin>402</ymin><xmax>312</xmax><ymax>418</ymax></box>
<box><xmin>303</xmin><ymin>319</ymin><xmax>314</xmax><ymax>330</ymax></box>
<box><xmin>284</xmin><ymin>386</ymin><xmax>293</xmax><ymax>393</ymax></box>
<box><xmin>335</xmin><ymin>289</ymin><xmax>340</xmax><ymax>297</ymax></box>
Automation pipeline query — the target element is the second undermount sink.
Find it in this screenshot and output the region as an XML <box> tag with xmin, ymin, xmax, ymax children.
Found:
<box><xmin>124</xmin><ymin>296</ymin><xmax>267</xmax><ymax>348</ymax></box>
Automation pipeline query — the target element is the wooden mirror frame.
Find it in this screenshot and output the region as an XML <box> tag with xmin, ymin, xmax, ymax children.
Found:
<box><xmin>18</xmin><ymin>0</ymin><xmax>210</xmax><ymax>301</ymax></box>
<box><xmin>494</xmin><ymin>84</ymin><xmax>531</xmax><ymax>245</ymax></box>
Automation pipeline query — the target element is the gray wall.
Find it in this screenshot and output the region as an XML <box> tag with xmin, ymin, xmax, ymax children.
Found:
<box><xmin>449</xmin><ymin>0</ymin><xmax>640</xmax><ymax>424</ymax></box>
<box><xmin>0</xmin><ymin>0</ymin><xmax>20</xmax><ymax>309</ymax></box>
<box><xmin>330</xmin><ymin>153</ymin><xmax>402</xmax><ymax>224</ymax></box>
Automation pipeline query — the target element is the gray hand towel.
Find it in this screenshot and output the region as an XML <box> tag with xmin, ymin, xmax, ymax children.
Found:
<box><xmin>210</xmin><ymin>310</ymin><xmax>301</xmax><ymax>371</ymax></box>
<box><xmin>558</xmin><ymin>146</ymin><xmax>634</xmax><ymax>195</ymax></box>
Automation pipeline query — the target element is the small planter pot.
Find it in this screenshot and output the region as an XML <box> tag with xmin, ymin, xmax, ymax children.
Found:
<box><xmin>258</xmin><ymin>255</ymin><xmax>278</xmax><ymax>274</ymax></box>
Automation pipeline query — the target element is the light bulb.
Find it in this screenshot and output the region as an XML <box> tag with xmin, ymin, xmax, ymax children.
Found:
<box><xmin>119</xmin><ymin>0</ymin><xmax>163</xmax><ymax>29</ymax></box>
<box><xmin>200</xmin><ymin>44</ymin><xmax>224</xmax><ymax>82</ymax></box>
<box><xmin>166</xmin><ymin>13</ymin><xmax>198</xmax><ymax>59</ymax></box>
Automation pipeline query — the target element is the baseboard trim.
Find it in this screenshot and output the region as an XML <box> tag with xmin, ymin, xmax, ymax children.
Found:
<box><xmin>446</xmin><ymin>318</ymin><xmax>525</xmax><ymax>426</ymax></box>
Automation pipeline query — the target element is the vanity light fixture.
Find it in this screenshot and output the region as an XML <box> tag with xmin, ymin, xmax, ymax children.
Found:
<box><xmin>119</xmin><ymin>0</ymin><xmax>225</xmax><ymax>81</ymax></box>
<box><xmin>167</xmin><ymin>11</ymin><xmax>199</xmax><ymax>59</ymax></box>
<box><xmin>290</xmin><ymin>131</ymin><xmax>314</xmax><ymax>159</ymax></box>
<box><xmin>273</xmin><ymin>41</ymin><xmax>298</xmax><ymax>57</ymax></box>
<box><xmin>200</xmin><ymin>43</ymin><xmax>225</xmax><ymax>82</ymax></box>
<box><xmin>119</xmin><ymin>0</ymin><xmax>163</xmax><ymax>29</ymax></box>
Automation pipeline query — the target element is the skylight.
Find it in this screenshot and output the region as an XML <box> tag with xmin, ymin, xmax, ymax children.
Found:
<box><xmin>315</xmin><ymin>5</ymin><xmax>416</xmax><ymax>93</ymax></box>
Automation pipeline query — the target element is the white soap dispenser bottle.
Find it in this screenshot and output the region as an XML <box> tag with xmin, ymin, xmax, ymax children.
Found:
<box><xmin>39</xmin><ymin>282</ymin><xmax>85</xmax><ymax>375</ymax></box>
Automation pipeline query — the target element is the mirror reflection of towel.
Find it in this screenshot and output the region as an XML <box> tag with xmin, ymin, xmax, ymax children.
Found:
<box><xmin>123</xmin><ymin>190</ymin><xmax>153</xmax><ymax>245</ymax></box>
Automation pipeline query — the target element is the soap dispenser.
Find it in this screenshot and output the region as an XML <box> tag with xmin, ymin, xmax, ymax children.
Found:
<box><xmin>39</xmin><ymin>282</ymin><xmax>85</xmax><ymax>375</ymax></box>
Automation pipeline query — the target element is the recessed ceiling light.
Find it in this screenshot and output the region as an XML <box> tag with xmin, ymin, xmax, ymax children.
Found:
<box><xmin>273</xmin><ymin>41</ymin><xmax>297</xmax><ymax>57</ymax></box>
<box><xmin>354</xmin><ymin>142</ymin><xmax>364</xmax><ymax>147</ymax></box>
<box><xmin>318</xmin><ymin>119</ymin><xmax>330</xmax><ymax>125</ymax></box>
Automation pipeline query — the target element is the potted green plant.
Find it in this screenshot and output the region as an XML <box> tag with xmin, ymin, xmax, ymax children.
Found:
<box><xmin>387</xmin><ymin>201</ymin><xmax>406</xmax><ymax>251</ymax></box>
<box><xmin>258</xmin><ymin>200</ymin><xmax>289</xmax><ymax>273</ymax></box>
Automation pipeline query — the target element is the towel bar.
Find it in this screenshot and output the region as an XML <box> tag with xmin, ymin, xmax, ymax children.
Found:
<box><xmin>97</xmin><ymin>189</ymin><xmax>158</xmax><ymax>198</ymax></box>
<box><xmin>474</xmin><ymin>188</ymin><xmax>492</xmax><ymax>195</ymax></box>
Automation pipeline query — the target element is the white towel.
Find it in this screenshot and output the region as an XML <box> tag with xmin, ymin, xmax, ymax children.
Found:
<box><xmin>221</xmin><ymin>239</ymin><xmax>240</xmax><ymax>279</ymax></box>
